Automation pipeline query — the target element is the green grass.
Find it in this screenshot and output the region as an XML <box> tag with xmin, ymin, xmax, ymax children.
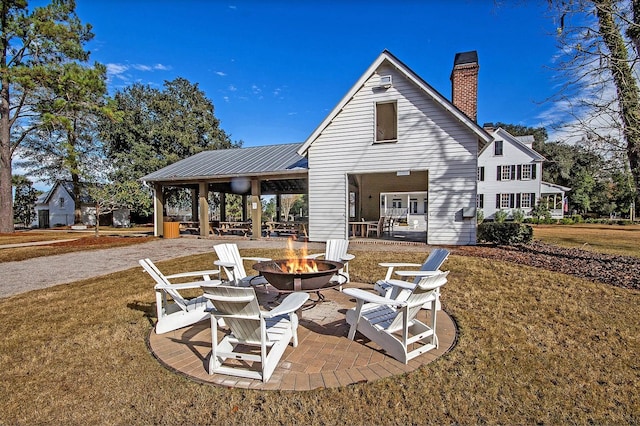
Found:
<box><xmin>0</xmin><ymin>247</ymin><xmax>638</xmax><ymax>424</ymax></box>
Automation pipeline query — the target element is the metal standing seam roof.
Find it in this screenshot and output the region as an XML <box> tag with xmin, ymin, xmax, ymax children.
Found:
<box><xmin>141</xmin><ymin>142</ymin><xmax>308</xmax><ymax>182</ymax></box>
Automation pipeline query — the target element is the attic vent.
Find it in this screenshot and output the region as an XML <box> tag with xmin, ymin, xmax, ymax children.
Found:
<box><xmin>378</xmin><ymin>75</ymin><xmax>392</xmax><ymax>89</ymax></box>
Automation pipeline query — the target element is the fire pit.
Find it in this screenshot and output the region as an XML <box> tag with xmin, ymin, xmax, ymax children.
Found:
<box><xmin>253</xmin><ymin>259</ymin><xmax>344</xmax><ymax>292</ymax></box>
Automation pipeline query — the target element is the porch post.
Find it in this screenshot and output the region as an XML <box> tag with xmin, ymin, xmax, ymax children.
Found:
<box><xmin>199</xmin><ymin>182</ymin><xmax>209</xmax><ymax>236</ymax></box>
<box><xmin>276</xmin><ymin>194</ymin><xmax>282</xmax><ymax>222</ymax></box>
<box><xmin>191</xmin><ymin>188</ymin><xmax>198</xmax><ymax>222</ymax></box>
<box><xmin>242</xmin><ymin>195</ymin><xmax>248</xmax><ymax>222</ymax></box>
<box><xmin>250</xmin><ymin>178</ymin><xmax>262</xmax><ymax>239</ymax></box>
<box><xmin>220</xmin><ymin>193</ymin><xmax>226</xmax><ymax>221</ymax></box>
<box><xmin>153</xmin><ymin>183</ymin><xmax>164</xmax><ymax>237</ymax></box>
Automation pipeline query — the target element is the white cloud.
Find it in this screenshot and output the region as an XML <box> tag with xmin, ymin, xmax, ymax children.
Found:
<box><xmin>132</xmin><ymin>64</ymin><xmax>152</xmax><ymax>71</ymax></box>
<box><xmin>229</xmin><ymin>5</ymin><xmax>237</xmax><ymax>9</ymax></box>
<box><xmin>154</xmin><ymin>63</ymin><xmax>170</xmax><ymax>71</ymax></box>
<box><xmin>216</xmin><ymin>71</ymin><xmax>227</xmax><ymax>76</ymax></box>
<box><xmin>228</xmin><ymin>84</ymin><xmax>237</xmax><ymax>91</ymax></box>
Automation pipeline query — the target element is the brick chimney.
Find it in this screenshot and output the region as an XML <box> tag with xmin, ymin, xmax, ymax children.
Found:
<box><xmin>450</xmin><ymin>51</ymin><xmax>479</xmax><ymax>122</ymax></box>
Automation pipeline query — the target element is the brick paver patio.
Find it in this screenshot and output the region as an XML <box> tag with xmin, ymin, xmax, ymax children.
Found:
<box><xmin>148</xmin><ymin>282</ymin><xmax>457</xmax><ymax>390</ymax></box>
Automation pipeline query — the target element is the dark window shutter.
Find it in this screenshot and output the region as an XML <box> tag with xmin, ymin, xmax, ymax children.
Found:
<box><xmin>480</xmin><ymin>167</ymin><xmax>485</xmax><ymax>181</ymax></box>
<box><xmin>531</xmin><ymin>193</ymin><xmax>536</xmax><ymax>205</ymax></box>
<box><xmin>479</xmin><ymin>194</ymin><xmax>484</xmax><ymax>208</ymax></box>
<box><xmin>497</xmin><ymin>166</ymin><xmax>501</xmax><ymax>181</ymax></box>
<box><xmin>532</xmin><ymin>164</ymin><xmax>537</xmax><ymax>179</ymax></box>
<box><xmin>511</xmin><ymin>166</ymin><xmax>516</xmax><ymax>180</ymax></box>
<box><xmin>517</xmin><ymin>165</ymin><xmax>522</xmax><ymax>180</ymax></box>
<box><xmin>516</xmin><ymin>193</ymin><xmax>521</xmax><ymax>208</ymax></box>
<box><xmin>510</xmin><ymin>194</ymin><xmax>515</xmax><ymax>208</ymax></box>
<box><xmin>496</xmin><ymin>194</ymin><xmax>500</xmax><ymax>208</ymax></box>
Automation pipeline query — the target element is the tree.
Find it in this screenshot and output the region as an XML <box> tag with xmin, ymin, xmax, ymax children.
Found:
<box><xmin>87</xmin><ymin>181</ymin><xmax>135</xmax><ymax>237</ymax></box>
<box><xmin>12</xmin><ymin>174</ymin><xmax>36</xmax><ymax>227</ymax></box>
<box><xmin>0</xmin><ymin>0</ymin><xmax>93</xmax><ymax>233</ymax></box>
<box><xmin>550</xmin><ymin>0</ymin><xmax>640</xmax><ymax>210</ymax></box>
<box><xmin>99</xmin><ymin>78</ymin><xmax>240</xmax><ymax>217</ymax></box>
<box><xmin>279</xmin><ymin>194</ymin><xmax>301</xmax><ymax>221</ymax></box>
<box><xmin>18</xmin><ymin>61</ymin><xmax>111</xmax><ymax>224</ymax></box>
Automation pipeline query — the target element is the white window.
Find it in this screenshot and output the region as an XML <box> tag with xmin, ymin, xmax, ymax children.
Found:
<box><xmin>520</xmin><ymin>193</ymin><xmax>532</xmax><ymax>208</ymax></box>
<box><xmin>500</xmin><ymin>193</ymin><xmax>511</xmax><ymax>209</ymax></box>
<box><xmin>392</xmin><ymin>199</ymin><xmax>402</xmax><ymax>208</ymax></box>
<box><xmin>494</xmin><ymin>140</ymin><xmax>503</xmax><ymax>156</ymax></box>
<box><xmin>349</xmin><ymin>192</ymin><xmax>356</xmax><ymax>218</ymax></box>
<box><xmin>501</xmin><ymin>165</ymin><xmax>512</xmax><ymax>181</ymax></box>
<box><xmin>410</xmin><ymin>198</ymin><xmax>418</xmax><ymax>214</ymax></box>
<box><xmin>59</xmin><ymin>197</ymin><xmax>65</xmax><ymax>208</ymax></box>
<box><xmin>476</xmin><ymin>194</ymin><xmax>484</xmax><ymax>208</ymax></box>
<box><xmin>521</xmin><ymin>164</ymin><xmax>532</xmax><ymax>180</ymax></box>
<box><xmin>477</xmin><ymin>166</ymin><xmax>484</xmax><ymax>181</ymax></box>
<box><xmin>375</xmin><ymin>101</ymin><xmax>397</xmax><ymax>142</ymax></box>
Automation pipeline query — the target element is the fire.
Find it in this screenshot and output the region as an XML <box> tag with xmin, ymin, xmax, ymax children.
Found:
<box><xmin>283</xmin><ymin>238</ymin><xmax>318</xmax><ymax>273</ymax></box>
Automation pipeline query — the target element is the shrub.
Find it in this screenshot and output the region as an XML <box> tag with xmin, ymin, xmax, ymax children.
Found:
<box><xmin>477</xmin><ymin>222</ymin><xmax>533</xmax><ymax>245</ymax></box>
<box><xmin>512</xmin><ymin>209</ymin><xmax>525</xmax><ymax>223</ymax></box>
<box><xmin>494</xmin><ymin>209</ymin><xmax>508</xmax><ymax>223</ymax></box>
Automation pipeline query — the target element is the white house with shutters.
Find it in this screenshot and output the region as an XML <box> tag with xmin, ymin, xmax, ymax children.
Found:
<box><xmin>477</xmin><ymin>127</ymin><xmax>569</xmax><ymax>220</ymax></box>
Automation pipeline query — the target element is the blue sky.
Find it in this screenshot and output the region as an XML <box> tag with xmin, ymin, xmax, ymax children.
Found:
<box><xmin>64</xmin><ymin>0</ymin><xmax>563</xmax><ymax>148</ymax></box>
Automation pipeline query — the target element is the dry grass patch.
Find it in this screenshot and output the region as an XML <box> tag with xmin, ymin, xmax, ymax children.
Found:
<box><xmin>1</xmin><ymin>248</ymin><xmax>639</xmax><ymax>424</ymax></box>
<box><xmin>533</xmin><ymin>223</ymin><xmax>640</xmax><ymax>258</ymax></box>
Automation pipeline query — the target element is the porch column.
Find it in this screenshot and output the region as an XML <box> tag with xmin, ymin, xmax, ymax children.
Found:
<box><xmin>276</xmin><ymin>194</ymin><xmax>282</xmax><ymax>222</ymax></box>
<box><xmin>241</xmin><ymin>195</ymin><xmax>248</xmax><ymax>222</ymax></box>
<box><xmin>153</xmin><ymin>183</ymin><xmax>164</xmax><ymax>237</ymax></box>
<box><xmin>199</xmin><ymin>182</ymin><xmax>209</xmax><ymax>237</ymax></box>
<box><xmin>220</xmin><ymin>193</ymin><xmax>226</xmax><ymax>221</ymax></box>
<box><xmin>250</xmin><ymin>178</ymin><xmax>262</xmax><ymax>239</ymax></box>
<box><xmin>191</xmin><ymin>188</ymin><xmax>198</xmax><ymax>222</ymax></box>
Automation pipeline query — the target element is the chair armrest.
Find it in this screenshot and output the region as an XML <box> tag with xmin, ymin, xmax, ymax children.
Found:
<box><xmin>378</xmin><ymin>262</ymin><xmax>422</xmax><ymax>268</ymax></box>
<box><xmin>155</xmin><ymin>280</ymin><xmax>222</xmax><ymax>290</ymax></box>
<box><xmin>263</xmin><ymin>292</ymin><xmax>310</xmax><ymax>318</ymax></box>
<box><xmin>214</xmin><ymin>260</ymin><xmax>237</xmax><ymax>268</ymax></box>
<box><xmin>393</xmin><ymin>270</ymin><xmax>441</xmax><ymax>278</ymax></box>
<box><xmin>243</xmin><ymin>256</ymin><xmax>272</xmax><ymax>262</ymax></box>
<box><xmin>381</xmin><ymin>279</ymin><xmax>417</xmax><ymax>291</ymax></box>
<box><xmin>378</xmin><ymin>262</ymin><xmax>422</xmax><ymax>280</ymax></box>
<box><xmin>341</xmin><ymin>253</ymin><xmax>355</xmax><ymax>261</ymax></box>
<box><xmin>165</xmin><ymin>269</ymin><xmax>220</xmax><ymax>280</ymax></box>
<box><xmin>303</xmin><ymin>253</ymin><xmax>324</xmax><ymax>259</ymax></box>
<box><xmin>343</xmin><ymin>288</ymin><xmax>406</xmax><ymax>306</ymax></box>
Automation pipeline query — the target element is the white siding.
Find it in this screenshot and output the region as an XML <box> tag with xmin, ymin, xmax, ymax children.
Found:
<box><xmin>47</xmin><ymin>185</ymin><xmax>75</xmax><ymax>227</ymax></box>
<box><xmin>478</xmin><ymin>134</ymin><xmax>542</xmax><ymax>219</ymax></box>
<box><xmin>307</xmin><ymin>64</ymin><xmax>479</xmax><ymax>244</ymax></box>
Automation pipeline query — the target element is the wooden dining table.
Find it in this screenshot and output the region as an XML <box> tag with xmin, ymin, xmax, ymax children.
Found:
<box><xmin>349</xmin><ymin>221</ymin><xmax>378</xmax><ymax>237</ymax></box>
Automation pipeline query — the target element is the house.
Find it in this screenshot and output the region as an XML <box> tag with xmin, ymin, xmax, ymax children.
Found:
<box><xmin>33</xmin><ymin>181</ymin><xmax>130</xmax><ymax>228</ymax></box>
<box><xmin>142</xmin><ymin>50</ymin><xmax>491</xmax><ymax>245</ymax></box>
<box><xmin>477</xmin><ymin>126</ymin><xmax>570</xmax><ymax>220</ymax></box>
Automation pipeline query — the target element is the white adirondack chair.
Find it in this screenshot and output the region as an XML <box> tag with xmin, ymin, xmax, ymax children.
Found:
<box><xmin>373</xmin><ymin>248</ymin><xmax>449</xmax><ymax>310</ymax></box>
<box><xmin>305</xmin><ymin>239</ymin><xmax>355</xmax><ymax>289</ymax></box>
<box><xmin>344</xmin><ymin>271</ymin><xmax>448</xmax><ymax>364</ymax></box>
<box><xmin>213</xmin><ymin>243</ymin><xmax>271</xmax><ymax>287</ymax></box>
<box><xmin>202</xmin><ymin>285</ymin><xmax>309</xmax><ymax>382</ymax></box>
<box><xmin>139</xmin><ymin>258</ymin><xmax>222</xmax><ymax>334</ymax></box>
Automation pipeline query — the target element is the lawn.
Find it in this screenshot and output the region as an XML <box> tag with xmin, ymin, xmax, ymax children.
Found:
<box><xmin>533</xmin><ymin>223</ymin><xmax>640</xmax><ymax>258</ymax></box>
<box><xmin>0</xmin><ymin>238</ymin><xmax>638</xmax><ymax>424</ymax></box>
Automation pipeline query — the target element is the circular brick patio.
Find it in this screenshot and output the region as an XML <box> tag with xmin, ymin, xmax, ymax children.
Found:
<box><xmin>148</xmin><ymin>282</ymin><xmax>457</xmax><ymax>390</ymax></box>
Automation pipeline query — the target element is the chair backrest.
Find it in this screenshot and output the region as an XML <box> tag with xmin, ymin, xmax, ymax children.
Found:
<box><xmin>377</xmin><ymin>216</ymin><xmax>385</xmax><ymax>234</ymax></box>
<box><xmin>325</xmin><ymin>239</ymin><xmax>349</xmax><ymax>262</ymax></box>
<box><xmin>203</xmin><ymin>285</ymin><xmax>262</xmax><ymax>344</ymax></box>
<box><xmin>139</xmin><ymin>258</ymin><xmax>188</xmax><ymax>310</ymax></box>
<box><xmin>413</xmin><ymin>248</ymin><xmax>450</xmax><ymax>284</ymax></box>
<box><xmin>387</xmin><ymin>271</ymin><xmax>448</xmax><ymax>333</ymax></box>
<box><xmin>214</xmin><ymin>243</ymin><xmax>247</xmax><ymax>280</ymax></box>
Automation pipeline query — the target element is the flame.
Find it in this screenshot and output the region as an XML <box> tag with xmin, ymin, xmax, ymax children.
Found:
<box><xmin>283</xmin><ymin>238</ymin><xmax>318</xmax><ymax>273</ymax></box>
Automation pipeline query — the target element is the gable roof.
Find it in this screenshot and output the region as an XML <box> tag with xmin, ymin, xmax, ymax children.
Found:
<box><xmin>141</xmin><ymin>142</ymin><xmax>308</xmax><ymax>183</ymax></box>
<box><xmin>480</xmin><ymin>127</ymin><xmax>546</xmax><ymax>161</ymax></box>
<box><xmin>298</xmin><ymin>49</ymin><xmax>492</xmax><ymax>156</ymax></box>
